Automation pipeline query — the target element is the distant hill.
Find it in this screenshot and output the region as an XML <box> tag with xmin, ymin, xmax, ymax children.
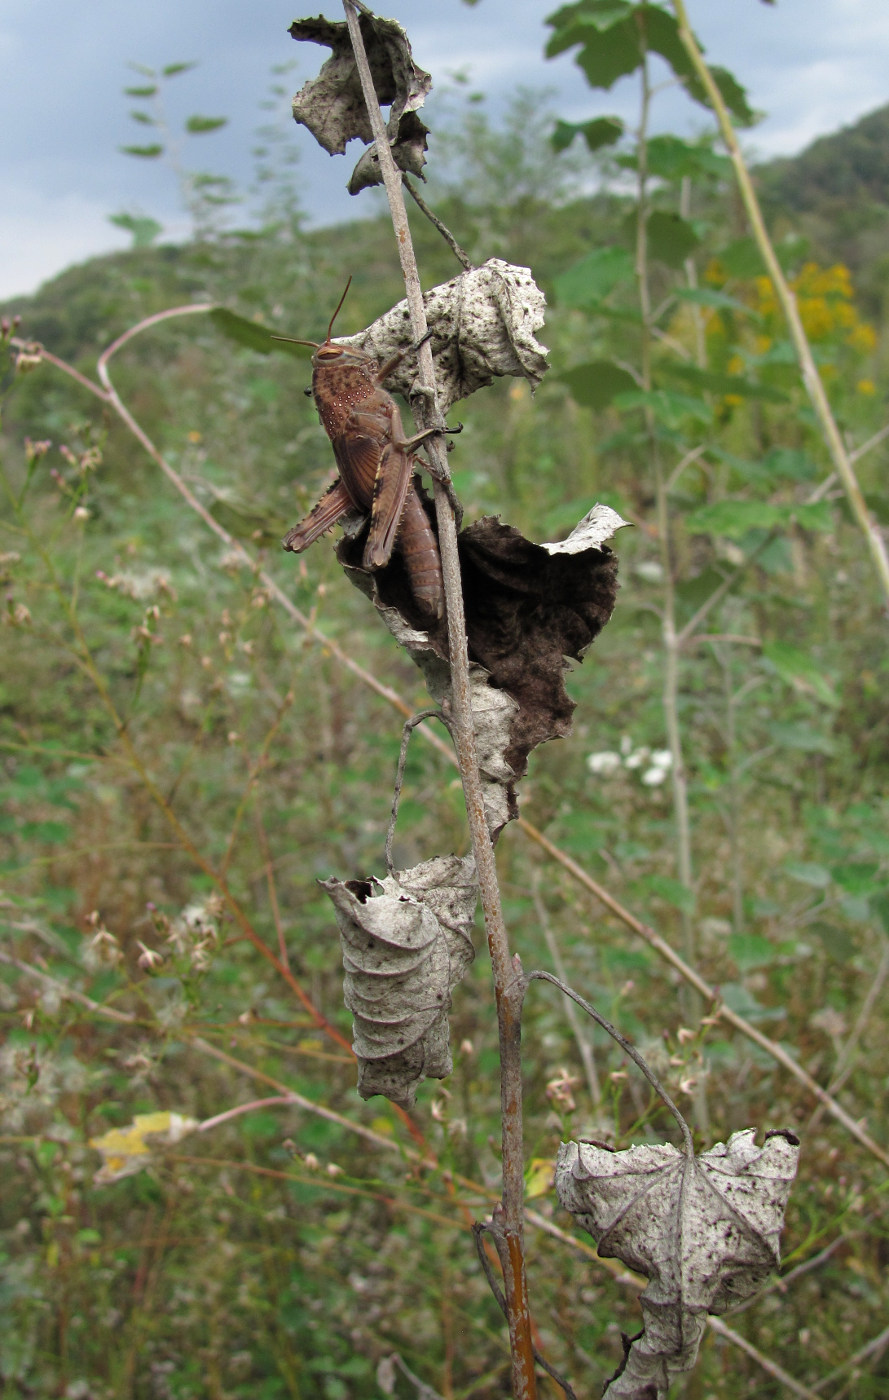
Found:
<box><xmin>757</xmin><ymin>104</ymin><xmax>889</xmax><ymax>214</ymax></box>
<box><xmin>756</xmin><ymin>104</ymin><xmax>889</xmax><ymax>311</ymax></box>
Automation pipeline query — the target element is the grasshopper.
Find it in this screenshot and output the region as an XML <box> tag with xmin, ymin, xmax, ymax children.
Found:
<box><xmin>278</xmin><ymin>281</ymin><xmax>447</xmax><ymax>618</ymax></box>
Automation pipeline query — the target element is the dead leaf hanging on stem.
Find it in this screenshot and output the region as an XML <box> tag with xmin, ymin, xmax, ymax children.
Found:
<box><xmin>322</xmin><ymin>854</ymin><xmax>477</xmax><ymax>1108</ymax></box>
<box><xmin>289</xmin><ymin>13</ymin><xmax>431</xmax><ymax>193</ymax></box>
<box><xmin>340</xmin><ymin>502</ymin><xmax>627</xmax><ymax>835</ymax></box>
<box><xmin>556</xmin><ymin>1129</ymin><xmax>800</xmax><ymax>1397</ymax></box>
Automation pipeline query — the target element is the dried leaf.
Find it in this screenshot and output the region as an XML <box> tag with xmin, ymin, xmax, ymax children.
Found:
<box><xmin>89</xmin><ymin>1110</ymin><xmax>198</xmax><ymax>1184</ymax></box>
<box><xmin>322</xmin><ymin>855</ymin><xmax>477</xmax><ymax>1108</ymax></box>
<box><xmin>556</xmin><ymin>1129</ymin><xmax>800</xmax><ymax>1396</ymax></box>
<box><xmin>336</xmin><ymin>259</ymin><xmax>549</xmax><ymax>412</ymax></box>
<box><xmin>289</xmin><ymin>14</ymin><xmax>432</xmax><ymax>190</ymax></box>
<box><xmin>347</xmin><ymin>111</ymin><xmax>430</xmax><ymax>195</ymax></box>
<box><xmin>338</xmin><ymin>501</ymin><xmax>624</xmax><ymax>834</ymax></box>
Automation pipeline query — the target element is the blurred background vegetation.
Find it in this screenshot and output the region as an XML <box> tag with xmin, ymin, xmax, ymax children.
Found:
<box><xmin>1</xmin><ymin>10</ymin><xmax>889</xmax><ymax>1397</ymax></box>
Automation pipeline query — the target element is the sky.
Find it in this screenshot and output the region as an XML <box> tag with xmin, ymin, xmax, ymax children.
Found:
<box><xmin>2</xmin><ymin>0</ymin><xmax>889</xmax><ymax>302</ymax></box>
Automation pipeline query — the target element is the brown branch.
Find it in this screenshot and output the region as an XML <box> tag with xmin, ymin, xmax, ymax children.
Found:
<box><xmin>341</xmin><ymin>5</ymin><xmax>537</xmax><ymax>1393</ymax></box>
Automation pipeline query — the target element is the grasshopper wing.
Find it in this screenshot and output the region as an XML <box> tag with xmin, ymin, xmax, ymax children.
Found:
<box><xmin>363</xmin><ymin>442</ymin><xmax>414</xmax><ymax>570</ymax></box>
<box><xmin>283</xmin><ymin>478</ymin><xmax>353</xmax><ymax>552</ymax></box>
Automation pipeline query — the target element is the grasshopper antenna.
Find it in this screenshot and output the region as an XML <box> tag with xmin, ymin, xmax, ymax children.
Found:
<box><xmin>272</xmin><ymin>276</ymin><xmax>353</xmax><ymax>349</ymax></box>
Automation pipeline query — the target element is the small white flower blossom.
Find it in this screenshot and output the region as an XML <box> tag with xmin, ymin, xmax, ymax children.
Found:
<box><xmin>587</xmin><ymin>750</ymin><xmax>622</xmax><ymax>776</ymax></box>
<box><xmin>624</xmin><ymin>746</ymin><xmax>650</xmax><ymax>770</ymax></box>
<box><xmin>641</xmin><ymin>765</ymin><xmax>669</xmax><ymax>786</ymax></box>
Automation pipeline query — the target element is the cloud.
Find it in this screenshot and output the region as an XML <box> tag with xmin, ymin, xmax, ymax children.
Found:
<box><xmin>1</xmin><ymin>188</ymin><xmax>134</xmax><ymax>301</ymax></box>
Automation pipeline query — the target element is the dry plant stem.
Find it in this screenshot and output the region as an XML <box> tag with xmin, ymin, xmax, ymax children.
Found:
<box><xmin>403</xmin><ymin>176</ymin><xmax>474</xmax><ymax>270</ymax></box>
<box><xmin>705</xmin><ymin>1318</ymin><xmax>821</xmax><ymax>1400</ymax></box>
<box><xmin>672</xmin><ymin>0</ymin><xmax>889</xmax><ymax>611</ymax></box>
<box><xmin>341</xmin><ymin>6</ymin><xmax>537</xmax><ymax>1394</ymax></box>
<box><xmin>636</xmin><ymin>51</ymin><xmax>700</xmax><ymax>1059</ymax></box>
<box><xmin>532</xmin><ymin>882</ymin><xmax>601</xmax><ymax>1106</ymax></box>
<box><xmin>813</xmin><ymin>1322</ymin><xmax>889</xmax><ymax>1397</ymax></box>
<box><xmin>528</xmin><ymin>971</ymin><xmax>694</xmax><ymax>1155</ymax></box>
<box><xmin>386</xmin><ymin>709</ymin><xmax>449</xmax><ymax>872</ymax></box>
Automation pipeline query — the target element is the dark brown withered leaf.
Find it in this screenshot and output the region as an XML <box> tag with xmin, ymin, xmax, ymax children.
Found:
<box><xmin>289</xmin><ymin>14</ymin><xmax>431</xmax><ymax>189</ymax></box>
<box><xmin>338</xmin><ymin>503</ymin><xmax>627</xmax><ymax>835</ymax></box>
<box><xmin>556</xmin><ymin>1130</ymin><xmax>800</xmax><ymax>1397</ymax></box>
<box><xmin>321</xmin><ymin>855</ymin><xmax>477</xmax><ymax>1108</ymax></box>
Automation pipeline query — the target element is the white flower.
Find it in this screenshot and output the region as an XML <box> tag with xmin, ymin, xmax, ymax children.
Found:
<box><xmin>624</xmin><ymin>746</ymin><xmax>650</xmax><ymax>770</ymax></box>
<box><xmin>641</xmin><ymin>765</ymin><xmax>669</xmax><ymax>786</ymax></box>
<box><xmin>586</xmin><ymin>750</ymin><xmax>622</xmax><ymax>776</ymax></box>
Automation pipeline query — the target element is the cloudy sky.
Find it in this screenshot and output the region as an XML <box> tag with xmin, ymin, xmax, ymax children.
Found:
<box><xmin>2</xmin><ymin>0</ymin><xmax>888</xmax><ymax>301</ymax></box>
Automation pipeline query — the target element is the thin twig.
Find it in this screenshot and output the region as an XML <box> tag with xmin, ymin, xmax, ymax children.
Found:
<box><xmin>532</xmin><ymin>882</ymin><xmax>601</xmax><ymax>1106</ymax></box>
<box><xmin>403</xmin><ymin>176</ymin><xmax>475</xmax><ymax>270</ymax></box>
<box><xmin>812</xmin><ymin>1322</ymin><xmax>889</xmax><ymax>1396</ymax></box>
<box><xmin>527</xmin><ymin>970</ymin><xmax>694</xmax><ymax>1155</ymax></box>
<box><xmin>705</xmin><ymin>1317</ymin><xmax>821</xmax><ymax>1400</ymax></box>
<box><xmin>386</xmin><ymin>709</ymin><xmax>449</xmax><ymax>873</ymax></box>
<box><xmin>341</xmin><ymin>4</ymin><xmax>537</xmax><ymax>1394</ymax></box>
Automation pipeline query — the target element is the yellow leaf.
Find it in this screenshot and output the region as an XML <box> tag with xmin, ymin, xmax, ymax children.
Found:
<box><xmin>525</xmin><ymin>1157</ymin><xmax>555</xmax><ymax>1200</ymax></box>
<box><xmin>89</xmin><ymin>1110</ymin><xmax>198</xmax><ymax>1184</ymax></box>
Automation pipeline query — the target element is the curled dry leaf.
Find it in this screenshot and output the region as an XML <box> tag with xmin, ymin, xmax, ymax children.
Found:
<box><xmin>339</xmin><ymin>501</ymin><xmax>625</xmax><ymax>834</ymax></box>
<box><xmin>336</xmin><ymin>259</ymin><xmax>549</xmax><ymax>412</ymax></box>
<box><xmin>556</xmin><ymin>1129</ymin><xmax>800</xmax><ymax>1397</ymax></box>
<box><xmin>289</xmin><ymin>14</ymin><xmax>431</xmax><ymax>192</ymax></box>
<box><xmin>321</xmin><ymin>855</ymin><xmax>477</xmax><ymax>1108</ymax></box>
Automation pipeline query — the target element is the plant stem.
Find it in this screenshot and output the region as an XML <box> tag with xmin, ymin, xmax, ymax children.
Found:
<box><xmin>342</xmin><ymin>5</ymin><xmax>536</xmax><ymax>1393</ymax></box>
<box><xmin>673</xmin><ymin>0</ymin><xmax>889</xmax><ymax>612</ymax></box>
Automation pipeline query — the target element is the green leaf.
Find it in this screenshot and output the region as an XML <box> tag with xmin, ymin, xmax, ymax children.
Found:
<box><xmin>643</xmin><ymin>874</ymin><xmax>696</xmax><ymax>916</ymax></box>
<box><xmin>762</xmin><ymin>447</ymin><xmax>818</xmax><ymax>482</ymax></box>
<box><xmin>558</xmin><ymin>360</ymin><xmax>638</xmax><ymax>409</ymax></box>
<box><xmin>661</xmin><ymin>362</ymin><xmax>788</xmax><ymax>403</ymax></box>
<box><xmin>785</xmin><ymin>861</ymin><xmax>831</xmax><ymax>888</ymax></box>
<box><xmin>108</xmin><ymin>213</ymin><xmax>163</xmax><ymax>248</ymax></box>
<box><xmin>210</xmin><ymin>307</ymin><xmax>310</xmax><ymax>359</ymax></box>
<box><xmin>729</xmin><ymin>934</ymin><xmax>776</xmax><ymax>970</ymax></box>
<box><xmin>644</xmin><ymin>209</ymin><xmax>700</xmax><ymax>268</ymax></box>
<box><xmin>709</xmin><ymin>65</ymin><xmax>757</xmax><ymax>127</ymax></box>
<box><xmin>716</xmin><ymin>236</ymin><xmax>765</xmax><ymax>279</ymax></box>
<box><xmin>642</xmin><ymin>135</ymin><xmax>731</xmax><ymax>181</ymax></box>
<box><xmin>185</xmin><ymin>115</ymin><xmax>228</xmax><ymax>134</ymax></box>
<box><xmin>831</xmin><ymin>863</ymin><xmax>880</xmax><ymax>896</ymax></box>
<box><xmin>762</xmin><ymin>642</ymin><xmax>840</xmax><ymax>707</ymax></box>
<box><xmin>553</xmin><ymin>246</ymin><xmax>634</xmax><ymax>307</ymax></box>
<box><xmin>793</xmin><ymin>501</ymin><xmax>834</xmax><ymax>533</ymax></box>
<box><xmin>120</xmin><ymin>144</ymin><xmax>164</xmax><ymax>159</ymax></box>
<box><xmin>551</xmin><ymin>115</ymin><xmax>624</xmax><ymax>152</ymax></box>
<box><xmin>674</xmin><ymin>286</ymin><xmax>757</xmax><ymax>315</ymax></box>
<box><xmin>614</xmin><ymin>387</ymin><xmax>713</xmax><ymax>427</ymax></box>
<box><xmin>128</xmin><ymin>111</ymin><xmax>155</xmax><ymax>126</ymax></box>
<box><xmin>768</xmin><ymin>721</ymin><xmax>837</xmax><ymax>755</ymax></box>
<box><xmin>684</xmin><ymin>499</ymin><xmax>785</xmax><ymax>538</ymax></box>
<box><xmin>162</xmin><ymin>61</ymin><xmax>197</xmax><ymax>77</ymax></box>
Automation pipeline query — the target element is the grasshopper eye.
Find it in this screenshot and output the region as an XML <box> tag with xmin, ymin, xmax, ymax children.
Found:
<box><xmin>316</xmin><ymin>345</ymin><xmax>342</xmax><ymax>360</ymax></box>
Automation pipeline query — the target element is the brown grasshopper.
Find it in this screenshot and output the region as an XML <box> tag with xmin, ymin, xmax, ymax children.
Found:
<box><xmin>277</xmin><ymin>280</ymin><xmax>448</xmax><ymax>619</ymax></box>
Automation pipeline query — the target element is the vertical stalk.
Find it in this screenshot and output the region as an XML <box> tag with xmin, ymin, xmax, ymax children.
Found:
<box><xmin>635</xmin><ymin>52</ymin><xmax>696</xmax><ymax>978</ymax></box>
<box><xmin>673</xmin><ymin>0</ymin><xmax>889</xmax><ymax>611</ymax></box>
<box><xmin>341</xmin><ymin>6</ymin><xmax>537</xmax><ymax>1394</ymax></box>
